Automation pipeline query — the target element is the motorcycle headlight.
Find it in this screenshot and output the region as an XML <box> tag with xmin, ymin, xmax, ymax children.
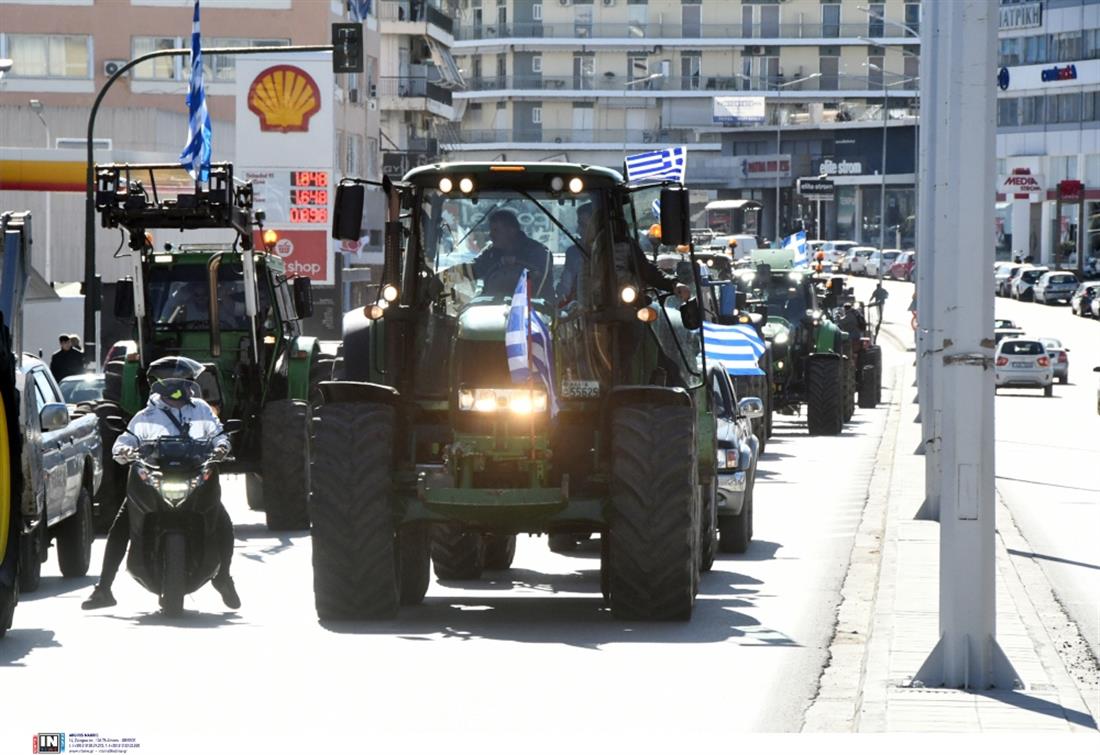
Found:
<box><xmin>457</xmin><ymin>388</ymin><xmax>548</xmax><ymax>415</ymax></box>
<box><xmin>155</xmin><ymin>474</ymin><xmax>205</xmax><ymax>506</ymax></box>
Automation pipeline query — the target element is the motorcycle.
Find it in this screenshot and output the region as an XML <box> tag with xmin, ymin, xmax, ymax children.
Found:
<box><xmin>107</xmin><ymin>419</ymin><xmax>240</xmax><ymax>615</ymax></box>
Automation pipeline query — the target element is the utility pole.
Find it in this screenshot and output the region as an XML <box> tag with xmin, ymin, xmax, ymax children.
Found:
<box><xmin>913</xmin><ymin>0</ymin><xmax>1018</xmax><ymax>690</ymax></box>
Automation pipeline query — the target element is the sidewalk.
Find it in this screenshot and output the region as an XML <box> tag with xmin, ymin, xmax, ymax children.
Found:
<box><xmin>803</xmin><ymin>323</ymin><xmax>1099</xmax><ymax>734</ymax></box>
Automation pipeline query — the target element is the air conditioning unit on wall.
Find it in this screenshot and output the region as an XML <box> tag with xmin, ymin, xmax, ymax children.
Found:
<box><xmin>103</xmin><ymin>59</ymin><xmax>127</xmax><ymax>77</ymax></box>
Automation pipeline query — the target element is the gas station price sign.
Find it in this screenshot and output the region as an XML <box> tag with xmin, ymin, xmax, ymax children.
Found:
<box><xmin>289</xmin><ymin>170</ymin><xmax>329</xmax><ymax>224</ymax></box>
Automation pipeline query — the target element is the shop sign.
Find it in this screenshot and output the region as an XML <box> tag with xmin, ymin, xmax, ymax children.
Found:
<box><xmin>999</xmin><ymin>171</ymin><xmax>1043</xmax><ymax>198</ymax></box>
<box><xmin>999</xmin><ymin>2</ymin><xmax>1042</xmax><ymax>30</ymax></box>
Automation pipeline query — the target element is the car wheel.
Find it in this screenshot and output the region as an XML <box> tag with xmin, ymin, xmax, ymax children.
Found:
<box><xmin>1059</xmin><ymin>374</ymin><xmax>1067</xmax><ymax>385</ymax></box>
<box><xmin>1043</xmin><ymin>385</ymin><xmax>1053</xmax><ymax>397</ymax></box>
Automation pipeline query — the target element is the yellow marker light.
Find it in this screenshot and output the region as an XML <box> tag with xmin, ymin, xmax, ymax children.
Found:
<box><xmin>366</xmin><ymin>304</ymin><xmax>385</xmax><ymax>320</ymax></box>
<box><xmin>489</xmin><ymin>165</ymin><xmax>526</xmax><ymax>172</ymax></box>
<box><xmin>637</xmin><ymin>307</ymin><xmax>658</xmax><ymax>323</ymax></box>
<box><xmin>262</xmin><ymin>229</ymin><xmax>279</xmax><ymax>248</ymax></box>
<box><xmin>381</xmin><ymin>284</ymin><xmax>399</xmax><ymax>302</ymax></box>
<box><xmin>377</xmin><ymin>298</ymin><xmax>390</xmax><ymax>310</ymax></box>
<box><xmin>620</xmin><ymin>285</ymin><xmax>638</xmax><ymax>304</ymax></box>
<box><xmin>153</xmin><ymin>254</ymin><xmax>173</xmax><ymax>264</ymax></box>
<box><xmin>568</xmin><ymin>177</ymin><xmax>584</xmax><ymax>194</ymax></box>
<box><xmin>439</xmin><ymin>177</ymin><xmax>454</xmax><ymax>193</ymax></box>
<box><xmin>459</xmin><ymin>177</ymin><xmax>475</xmax><ymax>193</ymax></box>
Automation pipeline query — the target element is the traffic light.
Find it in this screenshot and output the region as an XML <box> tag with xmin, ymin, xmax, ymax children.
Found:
<box><xmin>332</xmin><ymin>23</ymin><xmax>363</xmax><ymax>73</ymax></box>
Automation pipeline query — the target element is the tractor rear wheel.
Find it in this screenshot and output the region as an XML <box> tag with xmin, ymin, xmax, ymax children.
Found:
<box><xmin>806</xmin><ymin>358</ymin><xmax>844</xmax><ymax>436</ymax></box>
<box><xmin>397</xmin><ymin>523</ymin><xmax>430</xmax><ymax>606</ymax></box>
<box><xmin>310</xmin><ymin>402</ymin><xmax>400</xmax><ymax>620</ymax></box>
<box><xmin>859</xmin><ymin>346</ymin><xmax>883</xmax><ymax>408</ymax></box>
<box><xmin>431</xmin><ymin>523</ymin><xmax>485</xmax><ymax>581</ymax></box>
<box><xmin>261</xmin><ymin>399</ymin><xmax>310</xmax><ymax>531</ymax></box>
<box><xmin>607</xmin><ymin>404</ymin><xmax>699</xmax><ymax>621</ymax></box>
<box><xmin>483</xmin><ymin>534</ymin><xmax>517</xmax><ymax>570</ymax></box>
<box><xmin>244</xmin><ymin>473</ymin><xmax>264</xmax><ymax>511</ymax></box>
<box><xmin>842</xmin><ymin>349</ymin><xmax>856</xmax><ymax>422</ymax></box>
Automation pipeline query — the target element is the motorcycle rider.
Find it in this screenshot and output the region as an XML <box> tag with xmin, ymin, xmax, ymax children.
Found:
<box><xmin>82</xmin><ymin>356</ymin><xmax>239</xmax><ymax>610</ymax></box>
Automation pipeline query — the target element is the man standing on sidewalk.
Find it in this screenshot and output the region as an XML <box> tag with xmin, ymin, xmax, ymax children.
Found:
<box><xmin>49</xmin><ymin>334</ymin><xmax>83</xmax><ymax>382</ymax></box>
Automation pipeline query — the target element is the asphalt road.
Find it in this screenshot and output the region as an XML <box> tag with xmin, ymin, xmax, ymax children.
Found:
<box><xmin>0</xmin><ymin>343</ymin><xmax>902</xmax><ymax>752</ymax></box>
<box><xmin>854</xmin><ymin>274</ymin><xmax>1100</xmax><ymax>667</ymax></box>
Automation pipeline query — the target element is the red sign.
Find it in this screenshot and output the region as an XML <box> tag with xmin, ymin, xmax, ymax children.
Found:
<box><xmin>1058</xmin><ymin>179</ymin><xmax>1084</xmax><ymax>201</ymax></box>
<box><xmin>254</xmin><ymin>228</ymin><xmax>328</xmax><ymax>281</ymax></box>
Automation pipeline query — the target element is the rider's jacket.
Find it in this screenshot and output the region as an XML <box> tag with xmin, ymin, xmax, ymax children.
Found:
<box><xmin>112</xmin><ymin>393</ymin><xmax>229</xmax><ymax>462</ymax></box>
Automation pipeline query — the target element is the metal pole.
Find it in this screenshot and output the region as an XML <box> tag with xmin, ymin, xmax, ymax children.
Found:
<box><xmin>1077</xmin><ymin>188</ymin><xmax>1087</xmax><ymax>279</ymax></box>
<box><xmin>913</xmin><ymin>0</ymin><xmax>1018</xmax><ymax>690</ymax></box>
<box><xmin>82</xmin><ymin>44</ymin><xmax>334</xmax><ymax>356</ymax></box>
<box><xmin>878</xmin><ymin>68</ymin><xmax>888</xmax><ymax>285</ymax></box>
<box><xmin>30</xmin><ymin>104</ymin><xmax>51</xmax><ymax>284</ymax></box>
<box><xmin>775</xmin><ymin>90</ymin><xmax>782</xmax><ymax>246</ymax></box>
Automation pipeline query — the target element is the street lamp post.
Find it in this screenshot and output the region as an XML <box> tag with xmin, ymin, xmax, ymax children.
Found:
<box><xmin>29</xmin><ymin>99</ymin><xmax>51</xmax><ymax>285</ymax></box>
<box><xmin>772</xmin><ymin>72</ymin><xmax>821</xmax><ymax>246</ymax></box>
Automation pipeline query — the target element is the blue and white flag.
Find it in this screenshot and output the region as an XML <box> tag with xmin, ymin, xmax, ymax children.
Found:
<box><xmin>348</xmin><ymin>0</ymin><xmax>372</xmax><ymax>21</ymax></box>
<box><xmin>179</xmin><ymin>0</ymin><xmax>212</xmax><ymax>182</ymax></box>
<box><xmin>624</xmin><ymin>146</ymin><xmax>687</xmax><ymax>184</ymax></box>
<box><xmin>506</xmin><ymin>270</ymin><xmax>559</xmax><ymax>417</ymax></box>
<box><xmin>782</xmin><ymin>229</ymin><xmax>809</xmax><ymax>268</ymax></box>
<box><xmin>702</xmin><ymin>322</ymin><xmax>766</xmax><ymax>376</ymax></box>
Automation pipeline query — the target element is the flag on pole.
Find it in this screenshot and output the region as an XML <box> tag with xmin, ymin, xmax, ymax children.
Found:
<box><xmin>348</xmin><ymin>0</ymin><xmax>372</xmax><ymax>21</ymax></box>
<box><xmin>624</xmin><ymin>146</ymin><xmax>688</xmax><ymax>184</ymax></box>
<box><xmin>702</xmin><ymin>322</ymin><xmax>766</xmax><ymax>376</ymax></box>
<box><xmin>782</xmin><ymin>229</ymin><xmax>809</xmax><ymax>268</ymax></box>
<box><xmin>506</xmin><ymin>270</ymin><xmax>559</xmax><ymax>417</ymax></box>
<box><xmin>179</xmin><ymin>0</ymin><xmax>212</xmax><ymax>182</ymax></box>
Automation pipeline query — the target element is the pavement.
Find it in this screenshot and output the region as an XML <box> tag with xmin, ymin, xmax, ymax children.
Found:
<box><xmin>803</xmin><ymin>299</ymin><xmax>1100</xmax><ymax>737</ymax></box>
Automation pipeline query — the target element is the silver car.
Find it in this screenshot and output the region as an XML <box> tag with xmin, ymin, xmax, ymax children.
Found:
<box><xmin>708</xmin><ymin>368</ymin><xmax>763</xmax><ymax>556</ymax></box>
<box><xmin>995</xmin><ymin>338</ymin><xmax>1054</xmax><ymax>396</ymax></box>
<box><xmin>1038</xmin><ymin>337</ymin><xmax>1069</xmax><ymax>384</ymax></box>
<box><xmin>1032</xmin><ymin>271</ymin><xmax>1079</xmax><ymax>304</ymax></box>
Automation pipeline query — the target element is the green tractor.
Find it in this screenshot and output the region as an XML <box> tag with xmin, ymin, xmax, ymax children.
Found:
<box><xmin>94</xmin><ymin>163</ymin><xmax>324</xmax><ymax>531</ymax></box>
<box><xmin>734</xmin><ymin>249</ymin><xmax>850</xmax><ymax>436</ymax></box>
<box><xmin>310</xmin><ymin>163</ymin><xmax>728</xmax><ymax>621</ymax></box>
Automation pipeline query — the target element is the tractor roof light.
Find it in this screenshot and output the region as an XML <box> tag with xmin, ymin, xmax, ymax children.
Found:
<box><xmin>568</xmin><ymin>177</ymin><xmax>584</xmax><ymax>194</ymax></box>
<box><xmin>459</xmin><ymin>177</ymin><xmax>475</xmax><ymax>194</ymax></box>
<box><xmin>550</xmin><ymin>176</ymin><xmax>565</xmax><ymax>192</ymax></box>
<box><xmin>620</xmin><ymin>285</ymin><xmax>638</xmax><ymax>304</ymax></box>
<box><xmin>381</xmin><ymin>284</ymin><xmax>399</xmax><ymax>303</ymax></box>
<box><xmin>262</xmin><ymin>229</ymin><xmax>279</xmax><ymax>250</ymax></box>
<box><xmin>439</xmin><ymin>177</ymin><xmax>454</xmax><ymax>193</ymax></box>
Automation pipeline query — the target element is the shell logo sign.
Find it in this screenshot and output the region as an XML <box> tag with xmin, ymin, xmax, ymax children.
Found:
<box><xmin>247</xmin><ymin>65</ymin><xmax>321</xmax><ymax>133</ymax></box>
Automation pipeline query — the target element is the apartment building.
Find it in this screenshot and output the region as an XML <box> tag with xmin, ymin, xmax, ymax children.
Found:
<box><xmin>996</xmin><ymin>0</ymin><xmax>1100</xmax><ymax>266</ymax></box>
<box><xmin>443</xmin><ymin>0</ymin><xmax>920</xmax><ymax>242</ymax></box>
<box><xmin>0</xmin><ymin>0</ymin><xmax>384</xmax><ymax>298</ymax></box>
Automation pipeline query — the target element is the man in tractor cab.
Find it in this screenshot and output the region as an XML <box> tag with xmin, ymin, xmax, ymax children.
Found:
<box><xmin>557</xmin><ymin>202</ymin><xmax>593</xmax><ymax>306</ymax></box>
<box><xmin>472</xmin><ymin>209</ymin><xmax>553</xmax><ymax>298</ymax></box>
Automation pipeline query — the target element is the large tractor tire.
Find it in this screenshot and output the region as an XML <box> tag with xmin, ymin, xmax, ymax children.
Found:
<box><xmin>310</xmin><ymin>402</ymin><xmax>401</xmax><ymax>620</ymax></box>
<box><xmin>431</xmin><ymin>522</ymin><xmax>485</xmax><ymax>581</ymax></box>
<box><xmin>607</xmin><ymin>404</ymin><xmax>699</xmax><ymax>621</ymax></box>
<box><xmin>244</xmin><ymin>472</ymin><xmax>264</xmax><ymax>512</ymax></box>
<box><xmin>308</xmin><ymin>357</ymin><xmax>334</xmax><ymax>408</ymax></box>
<box><xmin>842</xmin><ymin>349</ymin><xmax>856</xmax><ymax>422</ymax></box>
<box><xmin>806</xmin><ymin>358</ymin><xmax>844</xmax><ymax>436</ymax></box>
<box><xmin>868</xmin><ymin>346</ymin><xmax>883</xmax><ymax>406</ymax></box>
<box><xmin>261</xmin><ymin>399</ymin><xmax>310</xmax><ymax>531</ymax></box>
<box><xmin>56</xmin><ymin>485</ymin><xmax>93</xmax><ymax>577</ymax></box>
<box><xmin>483</xmin><ymin>534</ymin><xmax>517</xmax><ymax>570</ymax></box>
<box><xmin>858</xmin><ymin>360</ymin><xmax>878</xmax><ymax>409</ymax></box>
<box><xmin>397</xmin><ymin>523</ymin><xmax>431</xmax><ymax>607</ymax></box>
<box><xmin>548</xmin><ymin>533</ymin><xmax>580</xmax><ymax>553</ymax></box>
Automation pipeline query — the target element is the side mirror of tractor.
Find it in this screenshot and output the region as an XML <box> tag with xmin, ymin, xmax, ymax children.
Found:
<box><xmin>114</xmin><ymin>278</ymin><xmax>135</xmax><ymax>319</ymax></box>
<box><xmin>332</xmin><ymin>183</ymin><xmax>365</xmax><ymax>243</ymax></box>
<box><xmin>292</xmin><ymin>277</ymin><xmax>314</xmax><ymax>319</ymax></box>
<box><xmin>659</xmin><ymin>186</ymin><xmax>690</xmax><ymax>247</ymax></box>
<box><xmin>679</xmin><ymin>297</ymin><xmax>702</xmax><ymax>330</ymax></box>
<box><xmin>223</xmin><ymin>418</ymin><xmax>243</xmax><ymax>434</ymax></box>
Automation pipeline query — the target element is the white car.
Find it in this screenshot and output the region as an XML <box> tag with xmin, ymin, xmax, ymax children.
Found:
<box><xmin>994</xmin><ymin>338</ymin><xmax>1054</xmax><ymax>397</ymax></box>
<box><xmin>1032</xmin><ymin>271</ymin><xmax>1079</xmax><ymax>304</ymax></box>
<box><xmin>845</xmin><ymin>246</ymin><xmax>877</xmax><ymax>275</ymax></box>
<box><xmin>1010</xmin><ymin>265</ymin><xmax>1049</xmax><ymax>300</ymax></box>
<box><xmin>865</xmin><ymin>249</ymin><xmax>903</xmax><ymax>278</ymax></box>
<box><xmin>1038</xmin><ymin>337</ymin><xmax>1069</xmax><ymax>384</ymax></box>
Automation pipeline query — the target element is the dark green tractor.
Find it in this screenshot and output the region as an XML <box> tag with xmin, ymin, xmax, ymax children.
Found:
<box><xmin>734</xmin><ymin>250</ymin><xmax>850</xmax><ymax>436</ymax></box>
<box><xmin>310</xmin><ymin>163</ymin><xmax>725</xmax><ymax>621</ymax></box>
<box><xmin>94</xmin><ymin>163</ymin><xmax>324</xmax><ymax>531</ymax></box>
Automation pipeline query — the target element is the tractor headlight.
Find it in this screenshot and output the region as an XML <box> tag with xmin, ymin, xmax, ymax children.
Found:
<box><xmin>457</xmin><ymin>388</ymin><xmax>548</xmax><ymax>414</ymax></box>
<box><xmin>620</xmin><ymin>285</ymin><xmax>638</xmax><ymax>304</ymax></box>
<box><xmin>774</xmin><ymin>332</ymin><xmax>789</xmax><ymax>346</ymax></box>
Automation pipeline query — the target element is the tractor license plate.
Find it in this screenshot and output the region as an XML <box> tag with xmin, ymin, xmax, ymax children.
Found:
<box><xmin>561</xmin><ymin>380</ymin><xmax>601</xmax><ymax>399</ymax></box>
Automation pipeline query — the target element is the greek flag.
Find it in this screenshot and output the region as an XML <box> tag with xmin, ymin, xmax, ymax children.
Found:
<box><xmin>506</xmin><ymin>270</ymin><xmax>559</xmax><ymax>417</ymax></box>
<box><xmin>178</xmin><ymin>0</ymin><xmax>212</xmax><ymax>183</ymax></box>
<box><xmin>348</xmin><ymin>0</ymin><xmax>372</xmax><ymax>21</ymax></box>
<box><xmin>783</xmin><ymin>229</ymin><xmax>809</xmax><ymax>268</ymax></box>
<box><xmin>624</xmin><ymin>146</ymin><xmax>687</xmax><ymax>184</ymax></box>
<box><xmin>702</xmin><ymin>322</ymin><xmax>766</xmax><ymax>376</ymax></box>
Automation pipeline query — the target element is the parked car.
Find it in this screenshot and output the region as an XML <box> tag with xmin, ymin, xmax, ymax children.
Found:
<box><xmin>1010</xmin><ymin>266</ymin><xmax>1049</xmax><ymax>300</ymax></box>
<box><xmin>866</xmin><ymin>249</ymin><xmax>903</xmax><ymax>278</ymax></box>
<box><xmin>1093</xmin><ymin>295</ymin><xmax>1100</xmax><ymax>318</ymax></box>
<box><xmin>58</xmin><ymin>373</ymin><xmax>106</xmax><ymax>405</ymax></box>
<box><xmin>994</xmin><ymin>318</ymin><xmax>1026</xmax><ymax>344</ymax></box>
<box><xmin>997</xmin><ymin>263</ymin><xmax>1024</xmax><ymax>297</ymax></box>
<box><xmin>845</xmin><ymin>247</ymin><xmax>878</xmax><ymax>275</ymax></box>
<box><xmin>1032</xmin><ymin>271</ymin><xmax>1079</xmax><ymax>304</ymax></box>
<box><xmin>889</xmin><ymin>251</ymin><xmax>916</xmax><ymax>281</ymax></box>
<box><xmin>1070</xmin><ymin>282</ymin><xmax>1100</xmax><ymax>316</ymax></box>
<box><xmin>16</xmin><ymin>356</ymin><xmax>103</xmax><ymax>591</ymax></box>
<box><xmin>1038</xmin><ymin>337</ymin><xmax>1069</xmax><ymax>384</ymax></box>
<box><xmin>707</xmin><ymin>367</ymin><xmax>762</xmax><ymax>557</ymax></box>
<box><xmin>994</xmin><ymin>338</ymin><xmax>1054</xmax><ymax>396</ymax></box>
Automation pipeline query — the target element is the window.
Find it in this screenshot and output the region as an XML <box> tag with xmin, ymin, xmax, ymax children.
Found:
<box><xmin>575</xmin><ymin>4</ymin><xmax>593</xmax><ymax>38</ymax></box>
<box><xmin>1085</xmin><ymin>29</ymin><xmax>1100</xmax><ymax>60</ymax></box>
<box><xmin>742</xmin><ymin>5</ymin><xmax>754</xmax><ymax>38</ymax></box>
<box><xmin>867</xmin><ymin>4</ymin><xmax>885</xmax><ymax>37</ymax></box>
<box><xmin>1022</xmin><ymin>34</ymin><xmax>1046</xmax><ymax>65</ymax></box>
<box><xmin>997</xmin><ymin>98</ymin><xmax>1018</xmax><ymax>128</ymax></box>
<box><xmin>1020</xmin><ymin>95</ymin><xmax>1044</xmax><ymax>126</ymax></box>
<box><xmin>1048</xmin><ymin>93</ymin><xmax>1081</xmax><ymax>124</ymax></box>
<box><xmin>760</xmin><ymin>4</ymin><xmax>779</xmax><ymax>38</ymax></box>
<box><xmin>819</xmin><ymin>46</ymin><xmax>839</xmax><ymax>90</ymax></box>
<box><xmin>2</xmin><ymin>33</ymin><xmax>90</xmax><ymax>78</ymax></box>
<box><xmin>496</xmin><ymin>52</ymin><xmax>507</xmax><ymax>87</ymax></box>
<box><xmin>533</xmin><ymin>3</ymin><xmax>542</xmax><ymax>21</ymax></box>
<box><xmin>680</xmin><ymin>52</ymin><xmax>701</xmax><ymax>90</ymax></box>
<box><xmin>821</xmin><ymin>4</ymin><xmax>840</xmax><ymax>38</ymax></box>
<box><xmin>903</xmin><ymin>53</ymin><xmax>919</xmax><ymax>80</ymax></box>
<box><xmin>1085</xmin><ymin>91</ymin><xmax>1100</xmax><ymax>122</ymax></box>
<box><xmin>904</xmin><ymin>2</ymin><xmax>920</xmax><ymax>36</ymax></box>
<box><xmin>868</xmin><ymin>54</ymin><xmax>884</xmax><ymax>88</ymax></box>
<box><xmin>573</xmin><ymin>53</ymin><xmax>594</xmax><ymax>89</ymax></box>
<box><xmin>532</xmin><ymin>106</ymin><xmax>542</xmax><ymax>124</ymax></box>
<box><xmin>1048</xmin><ymin>32</ymin><xmax>1081</xmax><ymax>63</ymax></box>
<box><xmin>531</xmin><ymin>55</ymin><xmax>542</xmax><ymax>74</ymax></box>
<box><xmin>682</xmin><ymin>3</ymin><xmax>701</xmax><ymax>39</ymax></box>
<box><xmin>999</xmin><ymin>37</ymin><xmax>1020</xmax><ymax>67</ymax></box>
<box><xmin>205</xmin><ymin>38</ymin><xmax>288</xmax><ymax>83</ymax></box>
<box><xmin>628</xmin><ymin>53</ymin><xmax>648</xmax><ymax>81</ymax></box>
<box><xmin>133</xmin><ymin>36</ymin><xmax>182</xmax><ymax>80</ymax></box>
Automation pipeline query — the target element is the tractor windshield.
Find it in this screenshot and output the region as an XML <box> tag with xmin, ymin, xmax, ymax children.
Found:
<box><xmin>148</xmin><ymin>263</ymin><xmax>270</xmax><ymax>331</ymax></box>
<box><xmin>420</xmin><ymin>189</ymin><xmax>596</xmax><ymax>312</ymax></box>
<box><xmin>735</xmin><ymin>271</ymin><xmax>815</xmax><ymax>326</ymax></box>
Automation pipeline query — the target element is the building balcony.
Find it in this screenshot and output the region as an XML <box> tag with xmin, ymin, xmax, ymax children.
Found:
<box><xmin>378</xmin><ymin>76</ymin><xmax>456</xmax><ymax>119</ymax></box>
<box><xmin>378</xmin><ymin>0</ymin><xmax>454</xmax><ymax>45</ymax></box>
<box><xmin>453</xmin><ymin>21</ymin><xmax>918</xmax><ymax>46</ymax></box>
<box><xmin>438</xmin><ymin>127</ymin><xmax>721</xmax><ymax>150</ymax></box>
<box><xmin>457</xmin><ymin>73</ymin><xmax>918</xmax><ymax>99</ymax></box>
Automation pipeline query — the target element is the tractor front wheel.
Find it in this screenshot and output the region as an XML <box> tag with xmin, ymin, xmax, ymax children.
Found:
<box><xmin>261</xmin><ymin>399</ymin><xmax>310</xmax><ymax>531</ymax></box>
<box><xmin>806</xmin><ymin>358</ymin><xmax>844</xmax><ymax>436</ymax></box>
<box><xmin>431</xmin><ymin>523</ymin><xmax>485</xmax><ymax>581</ymax></box>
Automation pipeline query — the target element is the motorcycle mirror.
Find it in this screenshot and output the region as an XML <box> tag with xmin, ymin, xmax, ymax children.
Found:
<box><xmin>679</xmin><ymin>298</ymin><xmax>702</xmax><ymax>330</ymax></box>
<box><xmin>223</xmin><ymin>418</ymin><xmax>244</xmax><ymax>434</ymax></box>
<box><xmin>103</xmin><ymin>415</ymin><xmax>128</xmax><ymax>434</ymax></box>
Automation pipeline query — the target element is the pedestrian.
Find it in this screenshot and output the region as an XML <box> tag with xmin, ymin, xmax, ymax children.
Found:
<box><xmin>870</xmin><ymin>282</ymin><xmax>889</xmax><ymax>322</ymax></box>
<box><xmin>908</xmin><ymin>291</ymin><xmax>918</xmax><ymax>330</ymax></box>
<box><xmin>49</xmin><ymin>334</ymin><xmax>83</xmax><ymax>382</ymax></box>
<box><xmin>69</xmin><ymin>334</ymin><xmax>82</xmax><ymax>354</ymax></box>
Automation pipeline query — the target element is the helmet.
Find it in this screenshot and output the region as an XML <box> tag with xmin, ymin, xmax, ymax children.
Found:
<box><xmin>147</xmin><ymin>356</ymin><xmax>204</xmax><ymax>403</ymax></box>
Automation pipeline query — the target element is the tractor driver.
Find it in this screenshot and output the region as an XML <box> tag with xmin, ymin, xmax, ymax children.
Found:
<box><xmin>472</xmin><ymin>210</ymin><xmax>552</xmax><ymax>298</ymax></box>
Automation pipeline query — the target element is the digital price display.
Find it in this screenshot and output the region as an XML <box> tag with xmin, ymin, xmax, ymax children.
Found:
<box><xmin>288</xmin><ymin>171</ymin><xmax>330</xmax><ymax>224</ymax></box>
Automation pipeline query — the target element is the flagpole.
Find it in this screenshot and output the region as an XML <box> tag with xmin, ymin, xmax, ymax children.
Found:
<box><xmin>525</xmin><ymin>271</ymin><xmax>536</xmax><ymax>463</ymax></box>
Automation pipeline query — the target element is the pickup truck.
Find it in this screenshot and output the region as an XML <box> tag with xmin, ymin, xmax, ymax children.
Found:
<box><xmin>18</xmin><ymin>356</ymin><xmax>102</xmax><ymax>592</ymax></box>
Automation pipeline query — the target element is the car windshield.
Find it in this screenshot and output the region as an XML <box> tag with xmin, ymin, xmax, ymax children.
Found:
<box><xmin>59</xmin><ymin>377</ymin><xmax>104</xmax><ymax>403</ymax></box>
<box><xmin>1000</xmin><ymin>341</ymin><xmax>1044</xmax><ymax>355</ymax></box>
<box><xmin>1049</xmin><ymin>275</ymin><xmax>1076</xmax><ymax>284</ymax></box>
<box><xmin>148</xmin><ymin>262</ymin><xmax>271</xmax><ymax>330</ymax></box>
<box><xmin>1039</xmin><ymin>337</ymin><xmax>1062</xmax><ymax>349</ymax></box>
<box><xmin>419</xmin><ymin>188</ymin><xmax>598</xmax><ymax>312</ymax></box>
<box><xmin>994</xmin><ymin>319</ymin><xmax>1018</xmax><ymax>329</ymax></box>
